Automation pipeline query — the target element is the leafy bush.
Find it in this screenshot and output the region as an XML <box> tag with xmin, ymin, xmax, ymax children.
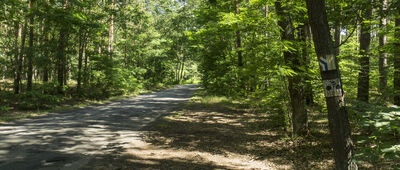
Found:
<box><xmin>13</xmin><ymin>91</ymin><xmax>62</xmax><ymax>110</ymax></box>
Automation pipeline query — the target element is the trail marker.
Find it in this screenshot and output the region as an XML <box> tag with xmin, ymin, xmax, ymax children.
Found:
<box><xmin>319</xmin><ymin>54</ymin><xmax>336</xmax><ymax>71</ymax></box>
<box><xmin>323</xmin><ymin>78</ymin><xmax>342</xmax><ymax>97</ymax></box>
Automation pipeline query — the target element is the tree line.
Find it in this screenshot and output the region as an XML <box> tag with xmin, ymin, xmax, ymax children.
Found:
<box><xmin>0</xmin><ymin>0</ymin><xmax>198</xmax><ymax>104</ymax></box>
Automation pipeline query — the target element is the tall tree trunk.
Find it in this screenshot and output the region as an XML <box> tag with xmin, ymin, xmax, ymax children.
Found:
<box><xmin>57</xmin><ymin>0</ymin><xmax>68</xmax><ymax>94</ymax></box>
<box><xmin>13</xmin><ymin>22</ymin><xmax>21</xmax><ymax>94</ymax></box>
<box><xmin>334</xmin><ymin>24</ymin><xmax>341</xmax><ymax>56</ymax></box>
<box><xmin>84</xmin><ymin>41</ymin><xmax>89</xmax><ymax>87</ymax></box>
<box><xmin>175</xmin><ymin>54</ymin><xmax>180</xmax><ymax>83</ymax></box>
<box><xmin>42</xmin><ymin>19</ymin><xmax>49</xmax><ymax>83</ymax></box>
<box><xmin>235</xmin><ymin>0</ymin><xmax>242</xmax><ymax>67</ymax></box>
<box><xmin>357</xmin><ymin>1</ymin><xmax>372</xmax><ymax>102</ymax></box>
<box><xmin>303</xmin><ymin>24</ymin><xmax>314</xmax><ymax>105</ymax></box>
<box><xmin>77</xmin><ymin>30</ymin><xmax>85</xmax><ymax>94</ymax></box>
<box><xmin>27</xmin><ymin>0</ymin><xmax>35</xmax><ymax>91</ymax></box>
<box><xmin>379</xmin><ymin>0</ymin><xmax>388</xmax><ymax>95</ymax></box>
<box><xmin>394</xmin><ymin>6</ymin><xmax>400</xmax><ymax>105</ymax></box>
<box><xmin>276</xmin><ymin>0</ymin><xmax>308</xmax><ymax>136</ymax></box>
<box><xmin>180</xmin><ymin>53</ymin><xmax>185</xmax><ymax>82</ymax></box>
<box><xmin>306</xmin><ymin>0</ymin><xmax>355</xmax><ymax>169</ymax></box>
<box><xmin>108</xmin><ymin>0</ymin><xmax>115</xmax><ymax>57</ymax></box>
<box><xmin>15</xmin><ymin>20</ymin><xmax>27</xmax><ymax>94</ymax></box>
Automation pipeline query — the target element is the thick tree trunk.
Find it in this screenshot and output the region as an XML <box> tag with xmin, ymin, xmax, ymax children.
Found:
<box><xmin>57</xmin><ymin>0</ymin><xmax>68</xmax><ymax>94</ymax></box>
<box><xmin>276</xmin><ymin>0</ymin><xmax>308</xmax><ymax>136</ymax></box>
<box><xmin>379</xmin><ymin>0</ymin><xmax>388</xmax><ymax>95</ymax></box>
<box><xmin>394</xmin><ymin>6</ymin><xmax>400</xmax><ymax>105</ymax></box>
<box><xmin>306</xmin><ymin>0</ymin><xmax>355</xmax><ymax>169</ymax></box>
<box><xmin>357</xmin><ymin>1</ymin><xmax>372</xmax><ymax>102</ymax></box>
<box><xmin>235</xmin><ymin>0</ymin><xmax>242</xmax><ymax>67</ymax></box>
<box><xmin>27</xmin><ymin>0</ymin><xmax>35</xmax><ymax>91</ymax></box>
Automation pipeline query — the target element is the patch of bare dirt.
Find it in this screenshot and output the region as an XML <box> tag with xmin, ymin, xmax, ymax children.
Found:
<box><xmin>82</xmin><ymin>94</ymin><xmax>337</xmax><ymax>169</ymax></box>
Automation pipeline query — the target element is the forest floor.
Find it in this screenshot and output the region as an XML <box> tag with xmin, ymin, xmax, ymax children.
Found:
<box><xmin>85</xmin><ymin>90</ymin><xmax>336</xmax><ymax>169</ymax></box>
<box><xmin>1</xmin><ymin>85</ymin><xmax>397</xmax><ymax>169</ymax></box>
<box><xmin>86</xmin><ymin>89</ymin><xmax>398</xmax><ymax>169</ymax></box>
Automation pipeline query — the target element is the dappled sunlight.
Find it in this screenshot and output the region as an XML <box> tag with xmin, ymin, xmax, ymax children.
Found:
<box><xmin>0</xmin><ymin>85</ymin><xmax>198</xmax><ymax>169</ymax></box>
<box><xmin>142</xmin><ymin>96</ymin><xmax>336</xmax><ymax>169</ymax></box>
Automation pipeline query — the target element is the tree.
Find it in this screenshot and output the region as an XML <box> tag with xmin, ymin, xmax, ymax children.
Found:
<box><xmin>357</xmin><ymin>0</ymin><xmax>372</xmax><ymax>102</ymax></box>
<box><xmin>275</xmin><ymin>0</ymin><xmax>308</xmax><ymax>136</ymax></box>
<box><xmin>235</xmin><ymin>0</ymin><xmax>242</xmax><ymax>67</ymax></box>
<box><xmin>379</xmin><ymin>0</ymin><xmax>388</xmax><ymax>95</ymax></box>
<box><xmin>394</xmin><ymin>3</ymin><xmax>400</xmax><ymax>105</ymax></box>
<box><xmin>57</xmin><ymin>0</ymin><xmax>69</xmax><ymax>94</ymax></box>
<box><xmin>27</xmin><ymin>0</ymin><xmax>35</xmax><ymax>91</ymax></box>
<box><xmin>305</xmin><ymin>0</ymin><xmax>355</xmax><ymax>169</ymax></box>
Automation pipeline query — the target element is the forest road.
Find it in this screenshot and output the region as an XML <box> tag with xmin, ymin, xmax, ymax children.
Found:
<box><xmin>0</xmin><ymin>84</ymin><xmax>199</xmax><ymax>170</ymax></box>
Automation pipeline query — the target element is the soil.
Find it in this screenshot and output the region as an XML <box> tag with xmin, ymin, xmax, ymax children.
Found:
<box><xmin>85</xmin><ymin>92</ymin><xmax>336</xmax><ymax>169</ymax></box>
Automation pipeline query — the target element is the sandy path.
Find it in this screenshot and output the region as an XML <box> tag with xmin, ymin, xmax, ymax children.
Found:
<box><xmin>0</xmin><ymin>84</ymin><xmax>199</xmax><ymax>170</ymax></box>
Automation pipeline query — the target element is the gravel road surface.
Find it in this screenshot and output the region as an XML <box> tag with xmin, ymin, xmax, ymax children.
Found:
<box><xmin>0</xmin><ymin>84</ymin><xmax>199</xmax><ymax>170</ymax></box>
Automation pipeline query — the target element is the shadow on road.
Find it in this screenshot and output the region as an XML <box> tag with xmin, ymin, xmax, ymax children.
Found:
<box><xmin>0</xmin><ymin>84</ymin><xmax>199</xmax><ymax>169</ymax></box>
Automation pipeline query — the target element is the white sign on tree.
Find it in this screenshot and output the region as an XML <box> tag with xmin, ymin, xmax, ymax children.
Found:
<box><xmin>323</xmin><ymin>78</ymin><xmax>343</xmax><ymax>97</ymax></box>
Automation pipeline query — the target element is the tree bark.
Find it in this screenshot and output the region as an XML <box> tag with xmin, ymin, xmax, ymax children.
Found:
<box><xmin>306</xmin><ymin>0</ymin><xmax>355</xmax><ymax>169</ymax></box>
<box><xmin>276</xmin><ymin>0</ymin><xmax>308</xmax><ymax>136</ymax></box>
<box><xmin>108</xmin><ymin>0</ymin><xmax>115</xmax><ymax>58</ymax></box>
<box><xmin>357</xmin><ymin>0</ymin><xmax>372</xmax><ymax>102</ymax></box>
<box><xmin>84</xmin><ymin>40</ymin><xmax>89</xmax><ymax>87</ymax></box>
<box><xmin>14</xmin><ymin>20</ymin><xmax>27</xmax><ymax>94</ymax></box>
<box><xmin>302</xmin><ymin>24</ymin><xmax>314</xmax><ymax>106</ymax></box>
<box><xmin>42</xmin><ymin>19</ymin><xmax>49</xmax><ymax>83</ymax></box>
<box><xmin>27</xmin><ymin>0</ymin><xmax>35</xmax><ymax>91</ymax></box>
<box><xmin>235</xmin><ymin>0</ymin><xmax>242</xmax><ymax>67</ymax></box>
<box><xmin>379</xmin><ymin>0</ymin><xmax>388</xmax><ymax>95</ymax></box>
<box><xmin>334</xmin><ymin>24</ymin><xmax>341</xmax><ymax>56</ymax></box>
<box><xmin>57</xmin><ymin>0</ymin><xmax>68</xmax><ymax>94</ymax></box>
<box><xmin>394</xmin><ymin>6</ymin><xmax>400</xmax><ymax>105</ymax></box>
<box><xmin>13</xmin><ymin>22</ymin><xmax>22</xmax><ymax>94</ymax></box>
<box><xmin>77</xmin><ymin>30</ymin><xmax>85</xmax><ymax>94</ymax></box>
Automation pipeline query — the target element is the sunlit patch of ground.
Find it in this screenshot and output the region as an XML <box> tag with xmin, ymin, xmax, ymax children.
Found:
<box><xmin>83</xmin><ymin>91</ymin><xmax>397</xmax><ymax>169</ymax></box>
<box><xmin>101</xmin><ymin>93</ymin><xmax>336</xmax><ymax>169</ymax></box>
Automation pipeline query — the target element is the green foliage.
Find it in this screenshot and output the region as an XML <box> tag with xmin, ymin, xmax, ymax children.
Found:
<box><xmin>349</xmin><ymin>100</ymin><xmax>400</xmax><ymax>163</ymax></box>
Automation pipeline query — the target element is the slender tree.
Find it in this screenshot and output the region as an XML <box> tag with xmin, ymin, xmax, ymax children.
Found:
<box><xmin>394</xmin><ymin>4</ymin><xmax>400</xmax><ymax>105</ymax></box>
<box><xmin>379</xmin><ymin>0</ymin><xmax>388</xmax><ymax>95</ymax></box>
<box><xmin>15</xmin><ymin>19</ymin><xmax>27</xmax><ymax>94</ymax></box>
<box><xmin>235</xmin><ymin>0</ymin><xmax>242</xmax><ymax>67</ymax></box>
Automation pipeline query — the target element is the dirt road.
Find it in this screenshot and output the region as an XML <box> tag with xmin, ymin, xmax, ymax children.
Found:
<box><xmin>0</xmin><ymin>84</ymin><xmax>199</xmax><ymax>170</ymax></box>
